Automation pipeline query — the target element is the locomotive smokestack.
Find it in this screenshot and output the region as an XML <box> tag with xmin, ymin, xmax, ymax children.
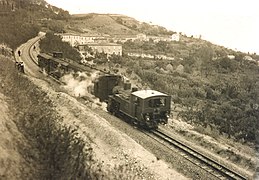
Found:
<box><xmin>124</xmin><ymin>80</ymin><xmax>131</xmax><ymax>90</ymax></box>
<box><xmin>131</xmin><ymin>87</ymin><xmax>138</xmax><ymax>92</ymax></box>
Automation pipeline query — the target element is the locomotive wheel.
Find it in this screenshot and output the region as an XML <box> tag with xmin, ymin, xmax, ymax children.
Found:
<box><xmin>113</xmin><ymin>102</ymin><xmax>120</xmax><ymax>115</ymax></box>
<box><xmin>108</xmin><ymin>100</ymin><xmax>120</xmax><ymax>115</ymax></box>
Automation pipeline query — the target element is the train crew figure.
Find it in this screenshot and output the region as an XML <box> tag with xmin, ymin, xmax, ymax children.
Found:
<box><xmin>15</xmin><ymin>61</ymin><xmax>19</xmax><ymax>68</ymax></box>
<box><xmin>18</xmin><ymin>50</ymin><xmax>21</xmax><ymax>57</ymax></box>
<box><xmin>19</xmin><ymin>62</ymin><xmax>24</xmax><ymax>73</ymax></box>
<box><xmin>16</xmin><ymin>62</ymin><xmax>25</xmax><ymax>73</ymax></box>
<box><xmin>1</xmin><ymin>47</ymin><xmax>4</xmax><ymax>55</ymax></box>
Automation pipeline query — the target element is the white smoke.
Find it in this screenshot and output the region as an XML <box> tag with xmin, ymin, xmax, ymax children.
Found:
<box><xmin>60</xmin><ymin>71</ymin><xmax>93</xmax><ymax>97</ymax></box>
<box><xmin>60</xmin><ymin>71</ymin><xmax>107</xmax><ymax>110</ymax></box>
<box><xmin>42</xmin><ymin>68</ymin><xmax>48</xmax><ymax>76</ymax></box>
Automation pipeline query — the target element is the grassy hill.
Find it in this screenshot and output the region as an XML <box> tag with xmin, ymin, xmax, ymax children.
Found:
<box><xmin>66</xmin><ymin>13</ymin><xmax>173</xmax><ymax>36</ymax></box>
<box><xmin>68</xmin><ymin>14</ymin><xmax>135</xmax><ymax>34</ymax></box>
<box><xmin>0</xmin><ymin>0</ymin><xmax>70</xmax><ymax>49</ymax></box>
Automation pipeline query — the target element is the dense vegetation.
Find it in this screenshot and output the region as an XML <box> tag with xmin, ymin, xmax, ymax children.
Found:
<box><xmin>0</xmin><ymin>0</ymin><xmax>69</xmax><ymax>49</ymax></box>
<box><xmin>122</xmin><ymin>40</ymin><xmax>259</xmax><ymax>144</ymax></box>
<box><xmin>39</xmin><ymin>32</ymin><xmax>81</xmax><ymax>62</ymax></box>
<box><xmin>0</xmin><ymin>10</ymin><xmax>39</xmax><ymax>49</ymax></box>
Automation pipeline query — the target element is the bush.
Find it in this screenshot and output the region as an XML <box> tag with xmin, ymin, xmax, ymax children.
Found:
<box><xmin>39</xmin><ymin>32</ymin><xmax>81</xmax><ymax>62</ymax></box>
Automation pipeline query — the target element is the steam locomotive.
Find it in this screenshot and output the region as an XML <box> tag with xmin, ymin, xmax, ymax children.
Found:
<box><xmin>93</xmin><ymin>74</ymin><xmax>171</xmax><ymax>129</ymax></box>
<box><xmin>37</xmin><ymin>52</ymin><xmax>171</xmax><ymax>129</ymax></box>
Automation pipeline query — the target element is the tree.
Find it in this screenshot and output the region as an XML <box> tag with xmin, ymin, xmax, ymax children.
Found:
<box><xmin>109</xmin><ymin>54</ymin><xmax>122</xmax><ymax>64</ymax></box>
<box><xmin>39</xmin><ymin>32</ymin><xmax>81</xmax><ymax>62</ymax></box>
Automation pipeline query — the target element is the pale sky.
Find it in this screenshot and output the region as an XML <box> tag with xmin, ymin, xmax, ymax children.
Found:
<box><xmin>46</xmin><ymin>0</ymin><xmax>259</xmax><ymax>54</ymax></box>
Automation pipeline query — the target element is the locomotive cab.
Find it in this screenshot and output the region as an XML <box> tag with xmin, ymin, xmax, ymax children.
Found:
<box><xmin>95</xmin><ymin>74</ymin><xmax>171</xmax><ymax>129</ymax></box>
<box><xmin>107</xmin><ymin>89</ymin><xmax>171</xmax><ymax>129</ymax></box>
<box><xmin>131</xmin><ymin>90</ymin><xmax>171</xmax><ymax>128</ymax></box>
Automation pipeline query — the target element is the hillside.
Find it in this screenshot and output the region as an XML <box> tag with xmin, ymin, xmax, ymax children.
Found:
<box><xmin>0</xmin><ymin>0</ymin><xmax>69</xmax><ymax>49</ymax></box>
<box><xmin>64</xmin><ymin>13</ymin><xmax>259</xmax><ymax>61</ymax></box>
<box><xmin>66</xmin><ymin>13</ymin><xmax>173</xmax><ymax>35</ymax></box>
<box><xmin>68</xmin><ymin>14</ymin><xmax>135</xmax><ymax>34</ymax></box>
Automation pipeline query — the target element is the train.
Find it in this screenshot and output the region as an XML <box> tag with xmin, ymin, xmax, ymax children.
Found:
<box><xmin>15</xmin><ymin>61</ymin><xmax>25</xmax><ymax>73</ymax></box>
<box><xmin>37</xmin><ymin>52</ymin><xmax>171</xmax><ymax>129</ymax></box>
<box><xmin>37</xmin><ymin>51</ymin><xmax>93</xmax><ymax>79</ymax></box>
<box><xmin>93</xmin><ymin>74</ymin><xmax>171</xmax><ymax>129</ymax></box>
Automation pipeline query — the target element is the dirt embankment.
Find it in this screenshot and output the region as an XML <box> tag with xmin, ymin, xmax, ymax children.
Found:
<box><xmin>0</xmin><ymin>54</ymin><xmax>38</xmax><ymax>179</ymax></box>
<box><xmin>0</xmin><ymin>93</ymin><xmax>36</xmax><ymax>179</ymax></box>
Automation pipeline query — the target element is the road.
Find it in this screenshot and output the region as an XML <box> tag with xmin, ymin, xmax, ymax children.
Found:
<box><xmin>15</xmin><ymin>33</ymin><xmax>45</xmax><ymax>78</ymax></box>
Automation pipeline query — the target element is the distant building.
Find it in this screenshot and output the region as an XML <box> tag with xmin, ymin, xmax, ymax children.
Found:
<box><xmin>78</xmin><ymin>43</ymin><xmax>122</xmax><ymax>56</ymax></box>
<box><xmin>56</xmin><ymin>33</ymin><xmax>109</xmax><ymax>46</ymax></box>
<box><xmin>113</xmin><ymin>34</ymin><xmax>137</xmax><ymax>43</ymax></box>
<box><xmin>244</xmin><ymin>55</ymin><xmax>255</xmax><ymax>62</ymax></box>
<box><xmin>171</xmin><ymin>33</ymin><xmax>180</xmax><ymax>41</ymax></box>
<box><xmin>145</xmin><ymin>35</ymin><xmax>173</xmax><ymax>43</ymax></box>
<box><xmin>0</xmin><ymin>0</ymin><xmax>16</xmax><ymax>15</ymax></box>
<box><xmin>136</xmin><ymin>33</ymin><xmax>147</xmax><ymax>41</ymax></box>
<box><xmin>227</xmin><ymin>55</ymin><xmax>235</xmax><ymax>60</ymax></box>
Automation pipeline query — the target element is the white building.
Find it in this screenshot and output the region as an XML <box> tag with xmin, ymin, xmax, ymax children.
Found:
<box><xmin>78</xmin><ymin>43</ymin><xmax>122</xmax><ymax>56</ymax></box>
<box><xmin>56</xmin><ymin>33</ymin><xmax>109</xmax><ymax>46</ymax></box>
<box><xmin>171</xmin><ymin>33</ymin><xmax>180</xmax><ymax>41</ymax></box>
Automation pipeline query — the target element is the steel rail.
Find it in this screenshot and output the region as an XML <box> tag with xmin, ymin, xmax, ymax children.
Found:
<box><xmin>148</xmin><ymin>129</ymin><xmax>247</xmax><ymax>180</ymax></box>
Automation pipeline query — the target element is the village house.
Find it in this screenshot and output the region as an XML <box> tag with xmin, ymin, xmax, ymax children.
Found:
<box><xmin>171</xmin><ymin>33</ymin><xmax>180</xmax><ymax>41</ymax></box>
<box><xmin>113</xmin><ymin>34</ymin><xmax>138</xmax><ymax>43</ymax></box>
<box><xmin>0</xmin><ymin>0</ymin><xmax>15</xmax><ymax>12</ymax></box>
<box><xmin>147</xmin><ymin>35</ymin><xmax>172</xmax><ymax>42</ymax></box>
<box><xmin>136</xmin><ymin>33</ymin><xmax>147</xmax><ymax>41</ymax></box>
<box><xmin>243</xmin><ymin>55</ymin><xmax>256</xmax><ymax>62</ymax></box>
<box><xmin>227</xmin><ymin>55</ymin><xmax>235</xmax><ymax>60</ymax></box>
<box><xmin>56</xmin><ymin>33</ymin><xmax>109</xmax><ymax>46</ymax></box>
<box><xmin>78</xmin><ymin>43</ymin><xmax>122</xmax><ymax>56</ymax></box>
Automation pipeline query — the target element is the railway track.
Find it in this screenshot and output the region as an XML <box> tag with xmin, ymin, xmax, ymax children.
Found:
<box><xmin>144</xmin><ymin>128</ymin><xmax>247</xmax><ymax>180</ymax></box>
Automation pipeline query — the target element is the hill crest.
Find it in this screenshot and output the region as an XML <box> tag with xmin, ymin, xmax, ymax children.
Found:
<box><xmin>68</xmin><ymin>13</ymin><xmax>173</xmax><ymax>36</ymax></box>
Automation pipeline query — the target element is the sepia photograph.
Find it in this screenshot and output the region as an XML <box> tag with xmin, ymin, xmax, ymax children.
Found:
<box><xmin>0</xmin><ymin>0</ymin><xmax>258</xmax><ymax>179</ymax></box>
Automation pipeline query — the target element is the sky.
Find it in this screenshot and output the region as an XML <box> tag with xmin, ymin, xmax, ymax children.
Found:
<box><xmin>45</xmin><ymin>0</ymin><xmax>259</xmax><ymax>54</ymax></box>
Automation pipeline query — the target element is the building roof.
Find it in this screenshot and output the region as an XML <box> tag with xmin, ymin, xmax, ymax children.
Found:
<box><xmin>56</xmin><ymin>33</ymin><xmax>106</xmax><ymax>37</ymax></box>
<box><xmin>38</xmin><ymin>53</ymin><xmax>51</xmax><ymax>59</ymax></box>
<box><xmin>50</xmin><ymin>57</ymin><xmax>69</xmax><ymax>66</ymax></box>
<box><xmin>114</xmin><ymin>34</ymin><xmax>137</xmax><ymax>38</ymax></box>
<box><xmin>80</xmin><ymin>43</ymin><xmax>121</xmax><ymax>47</ymax></box>
<box><xmin>132</xmin><ymin>90</ymin><xmax>168</xmax><ymax>99</ymax></box>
